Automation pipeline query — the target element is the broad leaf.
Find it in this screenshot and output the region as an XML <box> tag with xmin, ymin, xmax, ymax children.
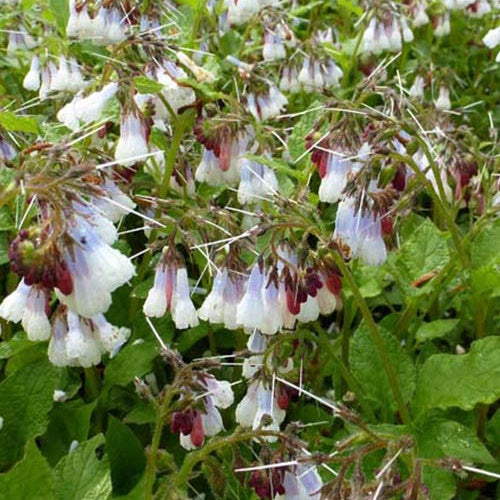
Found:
<box><xmin>106</xmin><ymin>416</ymin><xmax>146</xmax><ymax>495</ymax></box>
<box><xmin>53</xmin><ymin>435</ymin><xmax>112</xmax><ymax>500</ymax></box>
<box><xmin>349</xmin><ymin>323</ymin><xmax>416</xmax><ymax>417</ymax></box>
<box><xmin>0</xmin><ymin>358</ymin><xmax>57</xmax><ymax>469</ymax></box>
<box><xmin>0</xmin><ymin>441</ymin><xmax>54</xmax><ymax>500</ymax></box>
<box><xmin>415</xmin><ymin>336</ymin><xmax>500</xmax><ymax>413</ymax></box>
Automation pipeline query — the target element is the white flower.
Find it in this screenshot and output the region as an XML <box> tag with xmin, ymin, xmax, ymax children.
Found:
<box><xmin>56</xmin><ymin>219</ymin><xmax>135</xmax><ymax>318</ymax></box>
<box><xmin>483</xmin><ymin>26</ymin><xmax>500</xmax><ymax>49</ymax></box>
<box><xmin>235</xmin><ymin>381</ymin><xmax>286</xmax><ymax>441</ymax></box>
<box><xmin>236</xmin><ymin>265</ymin><xmax>265</xmax><ymax>330</ymax></box>
<box><xmin>261</xmin><ymin>277</ymin><xmax>282</xmax><ymax>335</ymax></box>
<box><xmin>53</xmin><ymin>390</ymin><xmax>68</xmax><ymax>402</ymax></box>
<box><xmin>198</xmin><ymin>268</ymin><xmax>227</xmax><ymax>323</ymax></box>
<box><xmin>48</xmin><ymin>317</ymin><xmax>70</xmax><ymax>367</ymax></box>
<box><xmin>22</xmin><ymin>287</ymin><xmax>51</xmax><ymax>341</ymax></box>
<box><xmin>115</xmin><ymin>113</ymin><xmax>149</xmax><ymax>166</ymax></box>
<box><xmin>409</xmin><ymin>75</ymin><xmax>425</xmax><ymax>98</ymax></box>
<box><xmin>143</xmin><ymin>264</ymin><xmax>174</xmax><ymax>318</ymax></box>
<box><xmin>92</xmin><ymin>177</ymin><xmax>136</xmax><ymax>223</ymax></box>
<box><xmin>204</xmin><ymin>377</ymin><xmax>235</xmax><ymax>409</ymax></box>
<box><xmin>0</xmin><ymin>280</ymin><xmax>30</xmax><ymax>323</ymax></box>
<box><xmin>171</xmin><ymin>268</ymin><xmax>199</xmax><ymax>329</ymax></box>
<box><xmin>23</xmin><ymin>55</ymin><xmax>40</xmax><ymax>91</ymax></box>
<box><xmin>91</xmin><ymin>314</ymin><xmax>130</xmax><ymax>355</ymax></box>
<box><xmin>435</xmin><ymin>86</ymin><xmax>451</xmax><ymax>111</ymax></box>
<box><xmin>66</xmin><ymin>311</ymin><xmax>101</xmax><ymax>367</ymax></box>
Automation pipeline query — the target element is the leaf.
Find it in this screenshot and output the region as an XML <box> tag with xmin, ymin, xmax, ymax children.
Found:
<box><xmin>421</xmin><ymin>467</ymin><xmax>456</xmax><ymax>500</ymax></box>
<box><xmin>0</xmin><ymin>441</ymin><xmax>55</xmax><ymax>500</ymax></box>
<box><xmin>0</xmin><ymin>207</ymin><xmax>14</xmax><ymax>231</ymax></box>
<box><xmin>0</xmin><ymin>112</ymin><xmax>39</xmax><ymax>134</ymax></box>
<box><xmin>415</xmin><ymin>336</ymin><xmax>500</xmax><ymax>413</ymax></box>
<box><xmin>133</xmin><ymin>76</ymin><xmax>164</xmax><ymax>94</ymax></box>
<box><xmin>39</xmin><ymin>400</ymin><xmax>96</xmax><ymax>466</ymax></box>
<box><xmin>106</xmin><ymin>416</ymin><xmax>146</xmax><ymax>495</ymax></box>
<box><xmin>349</xmin><ymin>322</ymin><xmax>416</xmax><ymax>416</ymax></box>
<box><xmin>470</xmin><ymin>219</ymin><xmax>500</xmax><ymax>297</ymax></box>
<box><xmin>416</xmin><ymin>415</ymin><xmax>495</xmax><ymax>464</ymax></box>
<box><xmin>288</xmin><ymin>102</ymin><xmax>324</xmax><ymax>163</ymax></box>
<box><xmin>53</xmin><ymin>435</ymin><xmax>112</xmax><ymax>500</ymax></box>
<box><xmin>415</xmin><ymin>319</ymin><xmax>460</xmax><ymax>344</ymax></box>
<box><xmin>0</xmin><ymin>332</ymin><xmax>32</xmax><ymax>359</ymax></box>
<box><xmin>0</xmin><ymin>233</ymin><xmax>8</xmax><ymax>265</ymax></box>
<box><xmin>49</xmin><ymin>0</ymin><xmax>69</xmax><ymax>32</ymax></box>
<box><xmin>471</xmin><ymin>219</ymin><xmax>500</xmax><ymax>269</ymax></box>
<box><xmin>124</xmin><ymin>403</ymin><xmax>156</xmax><ymax>425</ymax></box>
<box><xmin>0</xmin><ymin>358</ymin><xmax>57</xmax><ymax>469</ymax></box>
<box><xmin>104</xmin><ymin>340</ymin><xmax>158</xmax><ymax>387</ymax></box>
<box><xmin>389</xmin><ymin>218</ymin><xmax>450</xmax><ymax>295</ymax></box>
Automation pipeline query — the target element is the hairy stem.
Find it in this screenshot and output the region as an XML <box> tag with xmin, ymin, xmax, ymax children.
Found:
<box><xmin>334</xmin><ymin>255</ymin><xmax>412</xmax><ymax>425</ymax></box>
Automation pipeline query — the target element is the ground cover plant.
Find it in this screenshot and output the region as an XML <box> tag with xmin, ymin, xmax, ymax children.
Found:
<box><xmin>0</xmin><ymin>0</ymin><xmax>499</xmax><ymax>499</ymax></box>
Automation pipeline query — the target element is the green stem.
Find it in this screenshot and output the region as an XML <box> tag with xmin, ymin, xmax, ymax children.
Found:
<box><xmin>84</xmin><ymin>366</ymin><xmax>101</xmax><ymax>400</ymax></box>
<box><xmin>144</xmin><ymin>389</ymin><xmax>175</xmax><ymax>500</ymax></box>
<box><xmin>159</xmin><ymin>109</ymin><xmax>196</xmax><ymax>200</ymax></box>
<box><xmin>408</xmin><ymin>141</ymin><xmax>470</xmax><ymax>269</ymax></box>
<box><xmin>334</xmin><ymin>255</ymin><xmax>412</xmax><ymax>425</ymax></box>
<box><xmin>173</xmin><ymin>430</ymin><xmax>281</xmax><ymax>490</ymax></box>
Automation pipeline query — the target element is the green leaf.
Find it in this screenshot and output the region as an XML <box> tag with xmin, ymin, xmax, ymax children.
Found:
<box><xmin>415</xmin><ymin>319</ymin><xmax>460</xmax><ymax>344</ymax></box>
<box><xmin>0</xmin><ymin>112</ymin><xmax>39</xmax><ymax>134</ymax></box>
<box><xmin>0</xmin><ymin>358</ymin><xmax>57</xmax><ymax>469</ymax></box>
<box><xmin>0</xmin><ymin>232</ymin><xmax>8</xmax><ymax>265</ymax></box>
<box><xmin>288</xmin><ymin>102</ymin><xmax>324</xmax><ymax>163</ymax></box>
<box><xmin>0</xmin><ymin>332</ymin><xmax>32</xmax><ymax>359</ymax></box>
<box><xmin>415</xmin><ymin>336</ymin><xmax>500</xmax><ymax>413</ymax></box>
<box><xmin>417</xmin><ymin>416</ymin><xmax>495</xmax><ymax>464</ymax></box>
<box><xmin>133</xmin><ymin>76</ymin><xmax>164</xmax><ymax>94</ymax></box>
<box><xmin>53</xmin><ymin>435</ymin><xmax>112</xmax><ymax>500</ymax></box>
<box><xmin>471</xmin><ymin>219</ymin><xmax>500</xmax><ymax>269</ymax></box>
<box><xmin>39</xmin><ymin>400</ymin><xmax>96</xmax><ymax>466</ymax></box>
<box><xmin>104</xmin><ymin>340</ymin><xmax>158</xmax><ymax>387</ymax></box>
<box><xmin>0</xmin><ymin>207</ymin><xmax>14</xmax><ymax>231</ymax></box>
<box><xmin>421</xmin><ymin>467</ymin><xmax>456</xmax><ymax>500</ymax></box>
<box><xmin>389</xmin><ymin>218</ymin><xmax>450</xmax><ymax>295</ymax></box>
<box><xmin>349</xmin><ymin>323</ymin><xmax>416</xmax><ymax>416</ymax></box>
<box><xmin>49</xmin><ymin>0</ymin><xmax>69</xmax><ymax>32</ymax></box>
<box><xmin>0</xmin><ymin>441</ymin><xmax>55</xmax><ymax>500</ymax></box>
<box><xmin>106</xmin><ymin>416</ymin><xmax>146</xmax><ymax>495</ymax></box>
<box><xmin>124</xmin><ymin>402</ymin><xmax>156</xmax><ymax>425</ymax></box>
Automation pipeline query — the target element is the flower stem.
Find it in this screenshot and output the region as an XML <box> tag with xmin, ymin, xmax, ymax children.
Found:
<box><xmin>333</xmin><ymin>255</ymin><xmax>412</xmax><ymax>425</ymax></box>
<box><xmin>144</xmin><ymin>388</ymin><xmax>175</xmax><ymax>500</ymax></box>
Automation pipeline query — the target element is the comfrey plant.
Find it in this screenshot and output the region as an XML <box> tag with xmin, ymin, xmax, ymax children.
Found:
<box><xmin>0</xmin><ymin>0</ymin><xmax>498</xmax><ymax>499</ymax></box>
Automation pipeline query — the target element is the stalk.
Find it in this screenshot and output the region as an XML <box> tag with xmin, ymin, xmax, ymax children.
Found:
<box><xmin>333</xmin><ymin>255</ymin><xmax>412</xmax><ymax>425</ymax></box>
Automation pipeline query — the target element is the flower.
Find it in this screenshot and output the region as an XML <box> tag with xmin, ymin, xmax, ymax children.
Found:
<box><xmin>171</xmin><ymin>268</ymin><xmax>199</xmax><ymax>329</ymax></box>
<box><xmin>235</xmin><ymin>380</ymin><xmax>286</xmax><ymax>441</ymax></box>
<box><xmin>115</xmin><ymin>112</ymin><xmax>149</xmax><ymax>166</ymax></box>
<box><xmin>435</xmin><ymin>86</ymin><xmax>451</xmax><ymax>111</ymax></box>
<box><xmin>23</xmin><ymin>55</ymin><xmax>40</xmax><ymax>91</ymax></box>
<box><xmin>0</xmin><ymin>279</ymin><xmax>31</xmax><ymax>323</ymax></box>
<box><xmin>236</xmin><ymin>264</ymin><xmax>265</xmax><ymax>330</ymax></box>
<box><xmin>237</xmin><ymin>158</ymin><xmax>278</xmax><ymax>205</ymax></box>
<box><xmin>56</xmin><ymin>218</ymin><xmax>135</xmax><ymax>318</ymax></box>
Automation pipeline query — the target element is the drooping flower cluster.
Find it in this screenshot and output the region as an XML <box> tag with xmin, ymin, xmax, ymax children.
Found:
<box><xmin>23</xmin><ymin>55</ymin><xmax>87</xmax><ymax>96</ymax></box>
<box><xmin>0</xmin><ymin>163</ymin><xmax>135</xmax><ymax>366</ymax></box>
<box><xmin>170</xmin><ymin>373</ymin><xmax>234</xmax><ymax>450</ymax></box>
<box><xmin>66</xmin><ymin>0</ymin><xmax>127</xmax><ymax>44</ymax></box>
<box><xmin>143</xmin><ymin>249</ymin><xmax>199</xmax><ymax>330</ymax></box>
<box><xmin>199</xmin><ymin>252</ymin><xmax>341</xmax><ymax>334</ymax></box>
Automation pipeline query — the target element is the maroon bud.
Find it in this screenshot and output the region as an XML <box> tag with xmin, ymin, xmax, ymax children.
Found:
<box><xmin>381</xmin><ymin>216</ymin><xmax>393</xmax><ymax>236</ymax></box>
<box><xmin>55</xmin><ymin>261</ymin><xmax>73</xmax><ymax>295</ymax></box>
<box><xmin>190</xmin><ymin>411</ymin><xmax>205</xmax><ymax>448</ymax></box>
